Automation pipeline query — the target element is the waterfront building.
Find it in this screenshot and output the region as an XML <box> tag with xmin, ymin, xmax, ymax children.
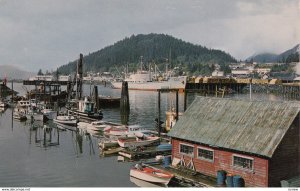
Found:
<box><xmin>168</xmin><ymin>97</ymin><xmax>300</xmax><ymax>187</ymax></box>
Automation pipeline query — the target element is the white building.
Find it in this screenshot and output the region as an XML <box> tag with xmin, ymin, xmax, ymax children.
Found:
<box><xmin>212</xmin><ymin>70</ymin><xmax>224</xmax><ymax>77</ymax></box>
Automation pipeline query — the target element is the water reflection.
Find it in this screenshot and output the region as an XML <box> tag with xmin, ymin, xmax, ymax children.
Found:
<box><xmin>28</xmin><ymin>121</ymin><xmax>60</xmax><ymax>148</ymax></box>
<box><xmin>54</xmin><ymin>124</ymin><xmax>98</xmax><ymax>157</ymax></box>
<box><xmin>120</xmin><ymin>110</ymin><xmax>129</xmax><ymax>125</ymax></box>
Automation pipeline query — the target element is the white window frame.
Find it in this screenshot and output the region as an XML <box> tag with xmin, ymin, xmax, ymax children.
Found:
<box><xmin>179</xmin><ymin>143</ymin><xmax>194</xmax><ymax>157</ymax></box>
<box><xmin>197</xmin><ymin>146</ymin><xmax>214</xmax><ymax>162</ymax></box>
<box><xmin>232</xmin><ymin>154</ymin><xmax>254</xmax><ymax>171</ymax></box>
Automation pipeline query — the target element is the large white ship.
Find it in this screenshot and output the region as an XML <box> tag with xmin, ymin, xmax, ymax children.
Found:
<box><xmin>111</xmin><ymin>75</ymin><xmax>187</xmax><ymax>92</ymax></box>
<box><xmin>111</xmin><ymin>59</ymin><xmax>187</xmax><ymax>92</ymax></box>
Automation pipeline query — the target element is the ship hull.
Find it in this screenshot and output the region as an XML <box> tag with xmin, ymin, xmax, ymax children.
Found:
<box><xmin>111</xmin><ymin>77</ymin><xmax>187</xmax><ymax>92</ymax></box>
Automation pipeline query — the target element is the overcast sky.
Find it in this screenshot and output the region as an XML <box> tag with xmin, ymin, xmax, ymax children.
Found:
<box><xmin>0</xmin><ymin>0</ymin><xmax>299</xmax><ymax>72</ymax></box>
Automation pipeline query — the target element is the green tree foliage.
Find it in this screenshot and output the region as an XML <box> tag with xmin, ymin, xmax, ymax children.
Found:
<box><xmin>285</xmin><ymin>53</ymin><xmax>299</xmax><ymax>63</ymax></box>
<box><xmin>271</xmin><ymin>64</ymin><xmax>289</xmax><ymax>72</ymax></box>
<box><xmin>57</xmin><ymin>33</ymin><xmax>237</xmax><ymax>75</ymax></box>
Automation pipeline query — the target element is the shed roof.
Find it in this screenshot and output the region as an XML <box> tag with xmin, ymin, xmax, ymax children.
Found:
<box><xmin>168</xmin><ymin>97</ymin><xmax>300</xmax><ymax>158</ymax></box>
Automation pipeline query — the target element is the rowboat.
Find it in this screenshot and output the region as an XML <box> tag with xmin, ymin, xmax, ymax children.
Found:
<box><xmin>130</xmin><ymin>163</ymin><xmax>174</xmax><ymax>185</ymax></box>
<box><xmin>53</xmin><ymin>115</ymin><xmax>77</xmax><ymax>126</ymax></box>
<box><xmin>130</xmin><ymin>176</ymin><xmax>166</xmax><ymax>187</ymax></box>
<box><xmin>13</xmin><ymin>112</ymin><xmax>27</xmax><ymax>121</ymax></box>
<box><xmin>117</xmin><ymin>136</ymin><xmax>160</xmax><ymax>148</ymax></box>
<box><xmin>104</xmin><ymin>125</ymin><xmax>128</xmax><ymax>136</ymax></box>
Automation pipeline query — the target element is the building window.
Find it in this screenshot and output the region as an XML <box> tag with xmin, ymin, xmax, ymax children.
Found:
<box><xmin>233</xmin><ymin>155</ymin><xmax>253</xmax><ymax>170</ymax></box>
<box><xmin>179</xmin><ymin>143</ymin><xmax>194</xmax><ymax>156</ymax></box>
<box><xmin>198</xmin><ymin>147</ymin><xmax>214</xmax><ymax>162</ymax></box>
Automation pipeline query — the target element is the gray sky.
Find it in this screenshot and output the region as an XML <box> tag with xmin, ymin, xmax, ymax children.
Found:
<box><xmin>0</xmin><ymin>0</ymin><xmax>299</xmax><ymax>72</ymax></box>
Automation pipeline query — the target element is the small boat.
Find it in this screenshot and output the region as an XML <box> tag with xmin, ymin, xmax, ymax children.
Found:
<box><xmin>13</xmin><ymin>111</ymin><xmax>27</xmax><ymax>121</ymax></box>
<box><xmin>117</xmin><ymin>136</ymin><xmax>160</xmax><ymax>148</ymax></box>
<box><xmin>41</xmin><ymin>105</ymin><xmax>57</xmax><ymax>120</ymax></box>
<box><xmin>101</xmin><ymin>147</ymin><xmax>124</xmax><ymax>156</ymax></box>
<box><xmin>130</xmin><ymin>163</ymin><xmax>174</xmax><ymax>185</ymax></box>
<box><xmin>104</xmin><ymin>125</ymin><xmax>149</xmax><ymax>137</ymax></box>
<box><xmin>98</xmin><ymin>140</ymin><xmax>119</xmax><ymax>150</ymax></box>
<box><xmin>104</xmin><ymin>125</ymin><xmax>128</xmax><ymax>136</ymax></box>
<box><xmin>0</xmin><ymin>100</ymin><xmax>8</xmax><ymax>108</ymax></box>
<box><xmin>17</xmin><ymin>100</ymin><xmax>31</xmax><ymax>107</ymax></box>
<box><xmin>130</xmin><ymin>176</ymin><xmax>167</xmax><ymax>187</ymax></box>
<box><xmin>53</xmin><ymin>115</ymin><xmax>77</xmax><ymax>126</ymax></box>
<box><xmin>87</xmin><ymin>120</ymin><xmax>111</xmax><ymax>131</ymax></box>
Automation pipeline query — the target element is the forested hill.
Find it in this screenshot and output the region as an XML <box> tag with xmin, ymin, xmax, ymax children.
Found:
<box><xmin>58</xmin><ymin>33</ymin><xmax>237</xmax><ymax>76</ymax></box>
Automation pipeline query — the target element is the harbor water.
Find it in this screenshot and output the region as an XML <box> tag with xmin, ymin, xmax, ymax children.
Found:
<box><xmin>0</xmin><ymin>82</ymin><xmax>294</xmax><ymax>187</ymax></box>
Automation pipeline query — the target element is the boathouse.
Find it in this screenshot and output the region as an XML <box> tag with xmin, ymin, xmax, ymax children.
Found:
<box><xmin>168</xmin><ymin>97</ymin><xmax>300</xmax><ymax>187</ymax></box>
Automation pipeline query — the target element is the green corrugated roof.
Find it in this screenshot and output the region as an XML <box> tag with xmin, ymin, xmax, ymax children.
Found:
<box><xmin>168</xmin><ymin>97</ymin><xmax>300</xmax><ymax>158</ymax></box>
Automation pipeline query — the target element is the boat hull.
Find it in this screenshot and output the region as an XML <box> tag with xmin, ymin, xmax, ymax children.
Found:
<box><xmin>68</xmin><ymin>110</ymin><xmax>103</xmax><ymax>121</ymax></box>
<box><xmin>53</xmin><ymin>119</ymin><xmax>77</xmax><ymax>126</ymax></box>
<box><xmin>111</xmin><ymin>76</ymin><xmax>187</xmax><ymax>92</ymax></box>
<box><xmin>117</xmin><ymin>136</ymin><xmax>160</xmax><ymax>148</ymax></box>
<box><xmin>130</xmin><ymin>166</ymin><xmax>173</xmax><ymax>185</ymax></box>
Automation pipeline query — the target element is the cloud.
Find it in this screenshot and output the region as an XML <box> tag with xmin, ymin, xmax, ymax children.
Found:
<box><xmin>0</xmin><ymin>0</ymin><xmax>299</xmax><ymax>71</ymax></box>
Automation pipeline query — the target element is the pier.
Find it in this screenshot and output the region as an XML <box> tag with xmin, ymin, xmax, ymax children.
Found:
<box><xmin>186</xmin><ymin>77</ymin><xmax>300</xmax><ymax>99</ymax></box>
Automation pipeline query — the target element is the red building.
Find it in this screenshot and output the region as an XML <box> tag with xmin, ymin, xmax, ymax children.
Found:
<box><xmin>168</xmin><ymin>97</ymin><xmax>300</xmax><ymax>187</ymax></box>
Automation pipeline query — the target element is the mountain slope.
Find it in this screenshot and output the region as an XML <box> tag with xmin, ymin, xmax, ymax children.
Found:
<box><xmin>247</xmin><ymin>44</ymin><xmax>299</xmax><ymax>63</ymax></box>
<box><xmin>277</xmin><ymin>44</ymin><xmax>299</xmax><ymax>62</ymax></box>
<box><xmin>247</xmin><ymin>53</ymin><xmax>278</xmax><ymax>63</ymax></box>
<box><xmin>0</xmin><ymin>65</ymin><xmax>35</xmax><ymax>80</ymax></box>
<box><xmin>58</xmin><ymin>33</ymin><xmax>236</xmax><ymax>75</ymax></box>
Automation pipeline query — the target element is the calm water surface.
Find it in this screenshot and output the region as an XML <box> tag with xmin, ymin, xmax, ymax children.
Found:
<box><xmin>0</xmin><ymin>82</ymin><xmax>297</xmax><ymax>187</ymax></box>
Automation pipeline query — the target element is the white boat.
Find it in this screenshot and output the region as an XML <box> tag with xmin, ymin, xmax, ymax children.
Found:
<box><xmin>13</xmin><ymin>110</ymin><xmax>27</xmax><ymax>121</ymax></box>
<box><xmin>130</xmin><ymin>176</ymin><xmax>166</xmax><ymax>187</ymax></box>
<box><xmin>104</xmin><ymin>125</ymin><xmax>151</xmax><ymax>137</ymax></box>
<box><xmin>104</xmin><ymin>125</ymin><xmax>128</xmax><ymax>136</ymax></box>
<box><xmin>87</xmin><ymin>120</ymin><xmax>110</xmax><ymax>131</ymax></box>
<box><xmin>130</xmin><ymin>163</ymin><xmax>174</xmax><ymax>185</ymax></box>
<box><xmin>117</xmin><ymin>136</ymin><xmax>160</xmax><ymax>148</ymax></box>
<box><xmin>42</xmin><ymin>108</ymin><xmax>57</xmax><ymax>120</ymax></box>
<box><xmin>0</xmin><ymin>101</ymin><xmax>7</xmax><ymax>108</ymax></box>
<box><xmin>17</xmin><ymin>100</ymin><xmax>31</xmax><ymax>108</ymax></box>
<box><xmin>53</xmin><ymin>115</ymin><xmax>77</xmax><ymax>126</ymax></box>
<box><xmin>111</xmin><ymin>58</ymin><xmax>187</xmax><ymax>92</ymax></box>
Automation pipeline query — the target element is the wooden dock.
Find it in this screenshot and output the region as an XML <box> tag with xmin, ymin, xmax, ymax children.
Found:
<box><xmin>150</xmin><ymin>164</ymin><xmax>217</xmax><ymax>187</ymax></box>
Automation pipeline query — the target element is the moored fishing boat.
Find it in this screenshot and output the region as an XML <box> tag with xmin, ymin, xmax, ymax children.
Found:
<box><xmin>67</xmin><ymin>97</ymin><xmax>103</xmax><ymax>121</ymax></box>
<box><xmin>130</xmin><ymin>163</ymin><xmax>174</xmax><ymax>185</ymax></box>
